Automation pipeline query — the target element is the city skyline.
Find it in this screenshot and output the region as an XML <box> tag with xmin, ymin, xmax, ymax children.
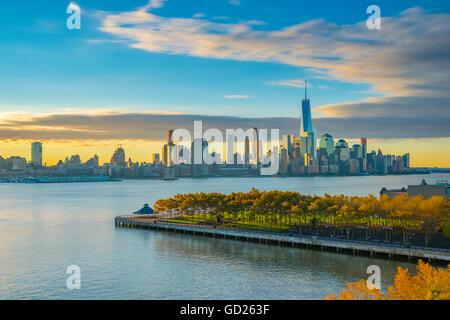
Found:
<box><xmin>0</xmin><ymin>0</ymin><xmax>449</xmax><ymax>167</ymax></box>
<box><xmin>0</xmin><ymin>106</ymin><xmax>447</xmax><ymax>168</ymax></box>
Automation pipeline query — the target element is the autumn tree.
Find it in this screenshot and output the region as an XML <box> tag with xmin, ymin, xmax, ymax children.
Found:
<box><xmin>325</xmin><ymin>260</ymin><xmax>450</xmax><ymax>300</ymax></box>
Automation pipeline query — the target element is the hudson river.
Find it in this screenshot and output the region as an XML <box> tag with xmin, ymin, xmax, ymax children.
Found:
<box><xmin>0</xmin><ymin>173</ymin><xmax>448</xmax><ymax>299</ymax></box>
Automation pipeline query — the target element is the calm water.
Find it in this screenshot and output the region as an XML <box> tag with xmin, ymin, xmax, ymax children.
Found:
<box><xmin>0</xmin><ymin>173</ymin><xmax>448</xmax><ymax>300</ymax></box>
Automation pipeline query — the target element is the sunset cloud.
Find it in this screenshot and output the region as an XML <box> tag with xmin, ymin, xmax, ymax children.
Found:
<box><xmin>1</xmin><ymin>110</ymin><xmax>448</xmax><ymax>142</ymax></box>
<box><xmin>98</xmin><ymin>4</ymin><xmax>450</xmax><ymax>98</ymax></box>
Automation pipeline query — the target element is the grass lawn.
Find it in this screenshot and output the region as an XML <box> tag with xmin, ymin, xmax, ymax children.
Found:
<box><xmin>163</xmin><ymin>212</ymin><xmax>423</xmax><ymax>232</ymax></box>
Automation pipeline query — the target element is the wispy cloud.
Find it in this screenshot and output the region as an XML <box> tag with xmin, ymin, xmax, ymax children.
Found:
<box><xmin>268</xmin><ymin>79</ymin><xmax>309</xmax><ymax>88</ymax></box>
<box><xmin>224</xmin><ymin>95</ymin><xmax>251</xmax><ymax>99</ymax></box>
<box><xmin>1</xmin><ymin>110</ymin><xmax>448</xmax><ymax>142</ymax></box>
<box><xmin>229</xmin><ymin>0</ymin><xmax>241</xmax><ymax>6</ymax></box>
<box><xmin>97</xmin><ymin>4</ymin><xmax>450</xmax><ymax>98</ymax></box>
<box><xmin>193</xmin><ymin>13</ymin><xmax>205</xmax><ymax>18</ymax></box>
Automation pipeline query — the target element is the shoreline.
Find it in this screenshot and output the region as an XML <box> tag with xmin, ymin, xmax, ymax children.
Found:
<box><xmin>115</xmin><ymin>215</ymin><xmax>450</xmax><ymax>265</ymax></box>
<box><xmin>0</xmin><ymin>176</ymin><xmax>121</xmax><ymax>183</ymax></box>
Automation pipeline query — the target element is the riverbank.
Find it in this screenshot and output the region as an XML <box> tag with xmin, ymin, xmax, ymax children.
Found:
<box><xmin>115</xmin><ymin>215</ymin><xmax>450</xmax><ymax>264</ymax></box>
<box><xmin>0</xmin><ymin>176</ymin><xmax>121</xmax><ymax>183</ymax></box>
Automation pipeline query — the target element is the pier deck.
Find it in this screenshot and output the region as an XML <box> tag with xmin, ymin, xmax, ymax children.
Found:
<box><xmin>115</xmin><ymin>215</ymin><xmax>450</xmax><ymax>264</ymax></box>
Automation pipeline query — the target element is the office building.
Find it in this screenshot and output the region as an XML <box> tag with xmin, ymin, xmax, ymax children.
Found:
<box><xmin>381</xmin><ymin>180</ymin><xmax>449</xmax><ymax>199</ymax></box>
<box><xmin>251</xmin><ymin>128</ymin><xmax>260</xmax><ymax>165</ymax></box>
<box><xmin>319</xmin><ymin>134</ymin><xmax>334</xmax><ymax>156</ymax></box>
<box><xmin>361</xmin><ymin>138</ymin><xmax>367</xmax><ymax>158</ymax></box>
<box><xmin>335</xmin><ymin>139</ymin><xmax>350</xmax><ymax>161</ymax></box>
<box><xmin>244</xmin><ymin>136</ymin><xmax>250</xmax><ymax>165</ymax></box>
<box><xmin>191</xmin><ymin>138</ymin><xmax>209</xmax><ymax>176</ymax></box>
<box><xmin>110</xmin><ymin>146</ymin><xmax>126</xmax><ymax>167</ymax></box>
<box><xmin>281</xmin><ymin>134</ymin><xmax>293</xmax><ymax>159</ymax></box>
<box><xmin>402</xmin><ymin>153</ymin><xmax>410</xmax><ymax>168</ymax></box>
<box><xmin>350</xmin><ymin>144</ymin><xmax>362</xmax><ymax>159</ymax></box>
<box><xmin>31</xmin><ymin>142</ymin><xmax>43</xmax><ymax>166</ymax></box>
<box><xmin>152</xmin><ymin>153</ymin><xmax>160</xmax><ymax>164</ymax></box>
<box><xmin>300</xmin><ymin>132</ymin><xmax>315</xmax><ymax>159</ymax></box>
<box><xmin>162</xmin><ymin>130</ymin><xmax>177</xmax><ymax>167</ymax></box>
<box><xmin>8</xmin><ymin>156</ymin><xmax>27</xmax><ymax>171</ymax></box>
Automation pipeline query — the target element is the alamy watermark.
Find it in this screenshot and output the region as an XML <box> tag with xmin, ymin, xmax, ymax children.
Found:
<box><xmin>366</xmin><ymin>265</ymin><xmax>381</xmax><ymax>290</ymax></box>
<box><xmin>66</xmin><ymin>265</ymin><xmax>81</xmax><ymax>290</ymax></box>
<box><xmin>367</xmin><ymin>5</ymin><xmax>381</xmax><ymax>30</ymax></box>
<box><xmin>170</xmin><ymin>121</ymin><xmax>280</xmax><ymax>175</ymax></box>
<box><xmin>66</xmin><ymin>2</ymin><xmax>81</xmax><ymax>30</ymax></box>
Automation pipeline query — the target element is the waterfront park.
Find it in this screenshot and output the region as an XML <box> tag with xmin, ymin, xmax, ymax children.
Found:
<box><xmin>152</xmin><ymin>189</ymin><xmax>450</xmax><ymax>249</ymax></box>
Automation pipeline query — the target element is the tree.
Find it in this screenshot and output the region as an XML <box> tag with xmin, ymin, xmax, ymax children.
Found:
<box><xmin>325</xmin><ymin>280</ymin><xmax>383</xmax><ymax>300</ymax></box>
<box><xmin>325</xmin><ymin>260</ymin><xmax>450</xmax><ymax>300</ymax></box>
<box><xmin>386</xmin><ymin>260</ymin><xmax>450</xmax><ymax>300</ymax></box>
<box><xmin>153</xmin><ymin>190</ymin><xmax>449</xmax><ymax>244</ymax></box>
<box><xmin>443</xmin><ymin>218</ymin><xmax>450</xmax><ymax>239</ymax></box>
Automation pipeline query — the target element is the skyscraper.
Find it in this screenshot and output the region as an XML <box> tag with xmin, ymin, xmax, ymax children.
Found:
<box><xmin>300</xmin><ymin>81</ymin><xmax>317</xmax><ymax>158</ymax></box>
<box><xmin>31</xmin><ymin>142</ymin><xmax>42</xmax><ymax>166</ymax></box>
<box><xmin>163</xmin><ymin>130</ymin><xmax>176</xmax><ymax>167</ymax></box>
<box><xmin>319</xmin><ymin>134</ymin><xmax>334</xmax><ymax>156</ymax></box>
<box><xmin>251</xmin><ymin>128</ymin><xmax>260</xmax><ymax>165</ymax></box>
<box><xmin>244</xmin><ymin>136</ymin><xmax>250</xmax><ymax>165</ymax></box>
<box><xmin>191</xmin><ymin>139</ymin><xmax>208</xmax><ymax>165</ymax></box>
<box><xmin>281</xmin><ymin>134</ymin><xmax>293</xmax><ymax>159</ymax></box>
<box><xmin>110</xmin><ymin>146</ymin><xmax>126</xmax><ymax>167</ymax></box>
<box><xmin>350</xmin><ymin>144</ymin><xmax>363</xmax><ymax>159</ymax></box>
<box><xmin>300</xmin><ymin>81</ymin><xmax>312</xmax><ymax>135</ymax></box>
<box><xmin>335</xmin><ymin>139</ymin><xmax>350</xmax><ymax>161</ymax></box>
<box><xmin>360</xmin><ymin>138</ymin><xmax>367</xmax><ymax>159</ymax></box>
<box><xmin>152</xmin><ymin>153</ymin><xmax>160</xmax><ymax>164</ymax></box>
<box><xmin>191</xmin><ymin>138</ymin><xmax>209</xmax><ymax>176</ymax></box>
<box><xmin>402</xmin><ymin>153</ymin><xmax>411</xmax><ymax>168</ymax></box>
<box><xmin>300</xmin><ymin>132</ymin><xmax>315</xmax><ymax>158</ymax></box>
<box><xmin>360</xmin><ymin>137</ymin><xmax>368</xmax><ymax>171</ymax></box>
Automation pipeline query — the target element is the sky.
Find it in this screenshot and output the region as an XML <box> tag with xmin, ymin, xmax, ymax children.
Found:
<box><xmin>0</xmin><ymin>0</ymin><xmax>449</xmax><ymax>166</ymax></box>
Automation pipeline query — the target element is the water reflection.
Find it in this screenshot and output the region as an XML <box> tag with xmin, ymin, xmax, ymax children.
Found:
<box><xmin>1</xmin><ymin>174</ymin><xmax>448</xmax><ymax>299</ymax></box>
<box><xmin>148</xmin><ymin>229</ymin><xmax>416</xmax><ymax>291</ymax></box>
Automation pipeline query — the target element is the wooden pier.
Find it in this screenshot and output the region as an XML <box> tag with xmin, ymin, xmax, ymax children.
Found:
<box><xmin>115</xmin><ymin>215</ymin><xmax>450</xmax><ymax>264</ymax></box>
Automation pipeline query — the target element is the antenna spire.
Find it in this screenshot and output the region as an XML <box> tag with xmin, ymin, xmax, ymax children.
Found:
<box><xmin>304</xmin><ymin>80</ymin><xmax>307</xmax><ymax>99</ymax></box>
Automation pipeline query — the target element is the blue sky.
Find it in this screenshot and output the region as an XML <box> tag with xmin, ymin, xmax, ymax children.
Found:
<box><xmin>0</xmin><ymin>0</ymin><xmax>449</xmax><ymax>166</ymax></box>
<box><xmin>0</xmin><ymin>0</ymin><xmax>447</xmax><ymax>116</ymax></box>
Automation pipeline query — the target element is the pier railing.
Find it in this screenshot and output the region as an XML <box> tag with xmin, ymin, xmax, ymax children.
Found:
<box><xmin>115</xmin><ymin>215</ymin><xmax>450</xmax><ymax>261</ymax></box>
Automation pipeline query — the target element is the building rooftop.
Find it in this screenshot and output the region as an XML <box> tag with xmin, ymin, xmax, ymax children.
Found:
<box><xmin>133</xmin><ymin>204</ymin><xmax>154</xmax><ymax>215</ymax></box>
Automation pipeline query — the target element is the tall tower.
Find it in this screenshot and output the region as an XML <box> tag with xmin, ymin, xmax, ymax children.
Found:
<box><xmin>244</xmin><ymin>136</ymin><xmax>250</xmax><ymax>165</ymax></box>
<box><xmin>300</xmin><ymin>80</ymin><xmax>312</xmax><ymax>135</ymax></box>
<box><xmin>360</xmin><ymin>138</ymin><xmax>367</xmax><ymax>159</ymax></box>
<box><xmin>31</xmin><ymin>142</ymin><xmax>43</xmax><ymax>166</ymax></box>
<box><xmin>163</xmin><ymin>130</ymin><xmax>176</xmax><ymax>166</ymax></box>
<box><xmin>300</xmin><ymin>81</ymin><xmax>317</xmax><ymax>158</ymax></box>
<box><xmin>251</xmin><ymin>127</ymin><xmax>260</xmax><ymax>165</ymax></box>
<box><xmin>360</xmin><ymin>137</ymin><xmax>368</xmax><ymax>172</ymax></box>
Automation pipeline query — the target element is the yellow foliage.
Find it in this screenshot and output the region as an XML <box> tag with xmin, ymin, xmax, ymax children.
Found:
<box><xmin>387</xmin><ymin>260</ymin><xmax>450</xmax><ymax>300</ymax></box>
<box><xmin>325</xmin><ymin>280</ymin><xmax>384</xmax><ymax>300</ymax></box>
<box><xmin>325</xmin><ymin>260</ymin><xmax>450</xmax><ymax>300</ymax></box>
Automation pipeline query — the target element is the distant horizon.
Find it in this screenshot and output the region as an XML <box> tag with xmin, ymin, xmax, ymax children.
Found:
<box><xmin>2</xmin><ymin>137</ymin><xmax>449</xmax><ymax>169</ymax></box>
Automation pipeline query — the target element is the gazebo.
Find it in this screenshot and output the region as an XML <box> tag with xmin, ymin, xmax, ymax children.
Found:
<box><xmin>133</xmin><ymin>204</ymin><xmax>154</xmax><ymax>215</ymax></box>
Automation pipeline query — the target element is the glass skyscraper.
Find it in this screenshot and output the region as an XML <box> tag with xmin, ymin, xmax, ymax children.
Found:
<box><xmin>300</xmin><ymin>81</ymin><xmax>316</xmax><ymax>158</ymax></box>
<box><xmin>300</xmin><ymin>82</ymin><xmax>312</xmax><ymax>135</ymax></box>
<box><xmin>31</xmin><ymin>141</ymin><xmax>43</xmax><ymax>166</ymax></box>
<box><xmin>301</xmin><ymin>98</ymin><xmax>312</xmax><ymax>135</ymax></box>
